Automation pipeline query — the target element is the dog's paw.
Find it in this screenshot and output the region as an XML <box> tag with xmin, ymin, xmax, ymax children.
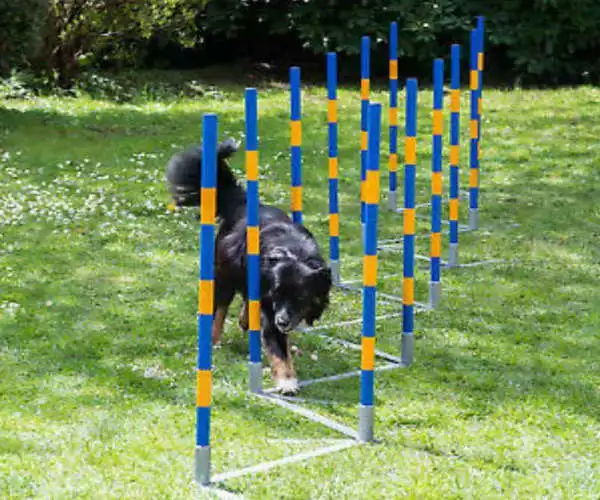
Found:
<box><xmin>275</xmin><ymin>377</ymin><xmax>299</xmax><ymax>395</ymax></box>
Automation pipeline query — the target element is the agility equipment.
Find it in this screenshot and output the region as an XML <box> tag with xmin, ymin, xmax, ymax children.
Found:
<box><xmin>195</xmin><ymin>113</ymin><xmax>218</xmax><ymax>486</ymax></box>
<box><xmin>468</xmin><ymin>29</ymin><xmax>480</xmax><ymax>230</ymax></box>
<box><xmin>360</xmin><ymin>36</ymin><xmax>370</xmax><ymax>232</ymax></box>
<box><xmin>388</xmin><ymin>21</ymin><xmax>399</xmax><ymax>211</ymax></box>
<box><xmin>246</xmin><ymin>89</ymin><xmax>263</xmax><ymax>394</ymax></box>
<box><xmin>328</xmin><ymin>53</ymin><xmax>341</xmax><ymax>285</ymax></box>
<box><xmin>290</xmin><ymin>67</ymin><xmax>303</xmax><ymax>224</ymax></box>
<box><xmin>429</xmin><ymin>59</ymin><xmax>444</xmax><ymax>309</ymax></box>
<box><xmin>448</xmin><ymin>44</ymin><xmax>461</xmax><ymax>268</ymax></box>
<box><xmin>359</xmin><ymin>102</ymin><xmax>382</xmax><ymax>442</ymax></box>
<box><xmin>402</xmin><ymin>78</ymin><xmax>417</xmax><ymax>366</ymax></box>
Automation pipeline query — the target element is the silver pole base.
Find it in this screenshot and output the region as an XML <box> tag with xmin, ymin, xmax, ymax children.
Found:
<box><xmin>401</xmin><ymin>333</ymin><xmax>414</xmax><ymax>366</ymax></box>
<box><xmin>249</xmin><ymin>362</ymin><xmax>262</xmax><ymax>394</ymax></box>
<box><xmin>388</xmin><ymin>191</ymin><xmax>397</xmax><ymax>212</ymax></box>
<box><xmin>429</xmin><ymin>280</ymin><xmax>442</xmax><ymax>309</ymax></box>
<box><xmin>330</xmin><ymin>260</ymin><xmax>341</xmax><ymax>286</ymax></box>
<box><xmin>358</xmin><ymin>404</ymin><xmax>374</xmax><ymax>442</ymax></box>
<box><xmin>447</xmin><ymin>243</ymin><xmax>459</xmax><ymax>268</ymax></box>
<box><xmin>469</xmin><ymin>208</ymin><xmax>479</xmax><ymax>231</ymax></box>
<box><xmin>195</xmin><ymin>445</ymin><xmax>211</xmax><ymax>486</ymax></box>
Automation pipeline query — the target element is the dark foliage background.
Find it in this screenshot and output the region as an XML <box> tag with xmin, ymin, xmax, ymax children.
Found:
<box><xmin>1</xmin><ymin>0</ymin><xmax>599</xmax><ymax>86</ymax></box>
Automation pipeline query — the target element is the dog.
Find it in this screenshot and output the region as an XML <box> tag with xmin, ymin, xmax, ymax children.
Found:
<box><xmin>167</xmin><ymin>138</ymin><xmax>332</xmax><ymax>394</ymax></box>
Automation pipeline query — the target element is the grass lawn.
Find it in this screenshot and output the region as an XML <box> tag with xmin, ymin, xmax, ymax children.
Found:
<box><xmin>1</xmin><ymin>71</ymin><xmax>599</xmax><ymax>499</ymax></box>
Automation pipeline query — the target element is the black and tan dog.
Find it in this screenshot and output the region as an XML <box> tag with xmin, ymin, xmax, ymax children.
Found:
<box><xmin>166</xmin><ymin>139</ymin><xmax>332</xmax><ymax>394</ymax></box>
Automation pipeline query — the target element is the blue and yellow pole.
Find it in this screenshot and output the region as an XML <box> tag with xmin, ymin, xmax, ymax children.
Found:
<box><xmin>402</xmin><ymin>78</ymin><xmax>417</xmax><ymax>366</ymax></box>
<box><xmin>359</xmin><ymin>102</ymin><xmax>381</xmax><ymax>442</ymax></box>
<box><xmin>327</xmin><ymin>53</ymin><xmax>340</xmax><ymax>285</ymax></box>
<box><xmin>468</xmin><ymin>29</ymin><xmax>480</xmax><ymax>230</ymax></box>
<box><xmin>388</xmin><ymin>22</ymin><xmax>399</xmax><ymax>211</ymax></box>
<box><xmin>360</xmin><ymin>36</ymin><xmax>370</xmax><ymax>234</ymax></box>
<box><xmin>290</xmin><ymin>67</ymin><xmax>303</xmax><ymax>225</ymax></box>
<box><xmin>195</xmin><ymin>114</ymin><xmax>218</xmax><ymax>486</ymax></box>
<box><xmin>429</xmin><ymin>59</ymin><xmax>444</xmax><ymax>309</ymax></box>
<box><xmin>476</xmin><ymin>17</ymin><xmax>485</xmax><ymax>189</ymax></box>
<box><xmin>245</xmin><ymin>89</ymin><xmax>262</xmax><ymax>393</ymax></box>
<box><xmin>448</xmin><ymin>44</ymin><xmax>461</xmax><ymax>268</ymax></box>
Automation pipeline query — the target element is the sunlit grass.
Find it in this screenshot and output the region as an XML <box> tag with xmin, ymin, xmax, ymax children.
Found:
<box><xmin>1</xmin><ymin>73</ymin><xmax>599</xmax><ymax>498</ymax></box>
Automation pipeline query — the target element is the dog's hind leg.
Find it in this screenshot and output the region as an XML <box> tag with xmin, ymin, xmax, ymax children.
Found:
<box><xmin>213</xmin><ymin>282</ymin><xmax>235</xmax><ymax>346</ymax></box>
<box><xmin>238</xmin><ymin>300</ymin><xmax>249</xmax><ymax>331</ymax></box>
<box><xmin>263</xmin><ymin>323</ymin><xmax>298</xmax><ymax>395</ymax></box>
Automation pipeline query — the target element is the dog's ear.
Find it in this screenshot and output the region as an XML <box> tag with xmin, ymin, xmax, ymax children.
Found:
<box><xmin>307</xmin><ymin>265</ymin><xmax>332</xmax><ymax>289</ymax></box>
<box><xmin>266</xmin><ymin>246</ymin><xmax>295</xmax><ymax>263</ymax></box>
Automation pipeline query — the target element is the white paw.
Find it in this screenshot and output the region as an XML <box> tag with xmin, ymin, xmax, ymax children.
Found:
<box><xmin>276</xmin><ymin>377</ymin><xmax>299</xmax><ymax>395</ymax></box>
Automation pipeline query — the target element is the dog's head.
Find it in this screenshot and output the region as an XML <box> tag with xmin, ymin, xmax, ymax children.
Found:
<box><xmin>265</xmin><ymin>246</ymin><xmax>332</xmax><ymax>333</ymax></box>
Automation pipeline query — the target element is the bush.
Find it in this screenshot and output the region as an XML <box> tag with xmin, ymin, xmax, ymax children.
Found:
<box><xmin>0</xmin><ymin>0</ymin><xmax>48</xmax><ymax>76</ymax></box>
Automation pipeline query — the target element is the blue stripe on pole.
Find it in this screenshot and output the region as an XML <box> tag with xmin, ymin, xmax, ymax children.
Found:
<box><xmin>390</xmin><ymin>125</ymin><xmax>398</xmax><ymax>153</ymax></box>
<box><xmin>477</xmin><ymin>17</ymin><xmax>485</xmax><ymax>52</ymax></box>
<box><xmin>247</xmin><ymin>181</ymin><xmax>259</xmax><ymax>225</ymax></box>
<box><xmin>404</xmin><ymin>165</ymin><xmax>416</xmax><ymax>208</ymax></box>
<box><xmin>197</xmin><ymin>314</ymin><xmax>213</xmax><ymax>369</ymax></box>
<box><xmin>402</xmin><ymin>305</ymin><xmax>414</xmax><ymax>333</ymax></box>
<box><xmin>403</xmin><ymin>234</ymin><xmax>415</xmax><ymax>277</ymax></box>
<box><xmin>390</xmin><ymin>79</ymin><xmax>398</xmax><ymax>108</ymax></box>
<box><xmin>196</xmin><ymin>406</ymin><xmax>210</xmax><ymax>446</ymax></box>
<box><xmin>470</xmin><ymin>30</ymin><xmax>478</xmax><ymax>71</ymax></box>
<box><xmin>328</xmin><ymin>123</ymin><xmax>338</xmax><ymax>157</ymax></box>
<box><xmin>361</xmin><ymin>99</ymin><xmax>369</xmax><ymax>133</ymax></box>
<box><xmin>450</xmin><ymin>167</ymin><xmax>459</xmax><ymax>199</ymax></box>
<box><xmin>405</xmin><ymin>79</ymin><xmax>417</xmax><ymax>136</ymax></box>
<box><xmin>389</xmin><ymin>22</ymin><xmax>397</xmax><ymax>59</ymax></box>
<box><xmin>330</xmin><ymin>237</ymin><xmax>339</xmax><ymax>261</ymax></box>
<box><xmin>433</xmin><ymin>59</ymin><xmax>444</xmax><ymax>109</ymax></box>
<box><xmin>245</xmin><ymin>89</ymin><xmax>258</xmax><ymax>150</ymax></box>
<box><xmin>199</xmin><ymin>226</ymin><xmax>215</xmax><ymax>280</ymax></box>
<box><xmin>290</xmin><ymin>67</ymin><xmax>301</xmax><ymax>120</ymax></box>
<box><xmin>362</xmin><ymin>287</ymin><xmax>376</xmax><ymax>337</ymax></box>
<box><xmin>361</xmin><ymin>36</ymin><xmax>370</xmax><ymax>79</ymax></box>
<box><xmin>360</xmin><ymin>370</ymin><xmax>374</xmax><ymax>406</ymax></box>
<box><xmin>327</xmin><ymin>53</ymin><xmax>337</xmax><ymax>99</ymax></box>
<box><xmin>390</xmin><ymin>172</ymin><xmax>397</xmax><ymax>192</ymax></box>
<box><xmin>328</xmin><ymin>179</ymin><xmax>338</xmax><ymax>212</ymax></box>
<box><xmin>202</xmin><ymin>115</ymin><xmax>217</xmax><ymax>188</ymax></box>
<box><xmin>431</xmin><ymin>258</ymin><xmax>440</xmax><ymax>281</ymax></box>
<box><xmin>249</xmin><ymin>330</ymin><xmax>261</xmax><ymax>363</ymax></box>
<box><xmin>432</xmin><ymin>196</ymin><xmax>442</xmax><ymax>233</ymax></box>
<box><xmin>247</xmin><ymin>254</ymin><xmax>260</xmax><ymax>297</ymax></box>
<box><xmin>291</xmin><ymin>147</ymin><xmax>302</xmax><ymax>185</ymax></box>
<box><xmin>368</xmin><ymin>103</ymin><xmax>381</xmax><ymax>172</ymax></box>
<box><xmin>450</xmin><ymin>219</ymin><xmax>459</xmax><ymax>244</ymax></box>
<box><xmin>364</xmin><ymin>204</ymin><xmax>379</xmax><ymax>255</ymax></box>
<box><xmin>451</xmin><ymin>113</ymin><xmax>460</xmax><ymax>146</ymax></box>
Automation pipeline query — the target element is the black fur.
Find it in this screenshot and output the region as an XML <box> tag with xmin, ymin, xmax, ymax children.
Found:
<box><xmin>168</xmin><ymin>139</ymin><xmax>332</xmax><ymax>394</ymax></box>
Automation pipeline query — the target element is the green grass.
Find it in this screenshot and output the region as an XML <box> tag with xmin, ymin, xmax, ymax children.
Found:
<box><xmin>1</xmin><ymin>71</ymin><xmax>599</xmax><ymax>499</ymax></box>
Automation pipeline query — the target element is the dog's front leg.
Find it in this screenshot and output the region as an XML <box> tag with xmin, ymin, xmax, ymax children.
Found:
<box><xmin>238</xmin><ymin>300</ymin><xmax>249</xmax><ymax>331</ymax></box>
<box><xmin>213</xmin><ymin>280</ymin><xmax>234</xmax><ymax>345</ymax></box>
<box><xmin>262</xmin><ymin>320</ymin><xmax>298</xmax><ymax>395</ymax></box>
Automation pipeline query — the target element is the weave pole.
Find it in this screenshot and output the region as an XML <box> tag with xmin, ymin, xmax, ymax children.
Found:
<box><xmin>447</xmin><ymin>44</ymin><xmax>461</xmax><ymax>268</ymax></box>
<box><xmin>402</xmin><ymin>78</ymin><xmax>417</xmax><ymax>366</ymax></box>
<box><xmin>360</xmin><ymin>36</ymin><xmax>370</xmax><ymax>234</ymax></box>
<box><xmin>245</xmin><ymin>89</ymin><xmax>262</xmax><ymax>393</ymax></box>
<box><xmin>290</xmin><ymin>66</ymin><xmax>303</xmax><ymax>225</ymax></box>
<box><xmin>327</xmin><ymin>53</ymin><xmax>340</xmax><ymax>285</ymax></box>
<box><xmin>359</xmin><ymin>102</ymin><xmax>381</xmax><ymax>442</ymax></box>
<box><xmin>388</xmin><ymin>22</ymin><xmax>399</xmax><ymax>211</ymax></box>
<box><xmin>195</xmin><ymin>114</ymin><xmax>218</xmax><ymax>486</ymax></box>
<box><xmin>476</xmin><ymin>17</ymin><xmax>485</xmax><ymax>177</ymax></box>
<box><xmin>429</xmin><ymin>59</ymin><xmax>444</xmax><ymax>309</ymax></box>
<box><xmin>468</xmin><ymin>30</ymin><xmax>480</xmax><ymax>231</ymax></box>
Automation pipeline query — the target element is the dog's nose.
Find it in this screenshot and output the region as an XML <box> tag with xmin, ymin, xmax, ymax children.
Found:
<box><xmin>275</xmin><ymin>316</ymin><xmax>291</xmax><ymax>331</ymax></box>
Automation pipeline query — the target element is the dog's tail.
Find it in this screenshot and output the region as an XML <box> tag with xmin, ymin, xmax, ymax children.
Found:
<box><xmin>215</xmin><ymin>138</ymin><xmax>247</xmax><ymax>223</ymax></box>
